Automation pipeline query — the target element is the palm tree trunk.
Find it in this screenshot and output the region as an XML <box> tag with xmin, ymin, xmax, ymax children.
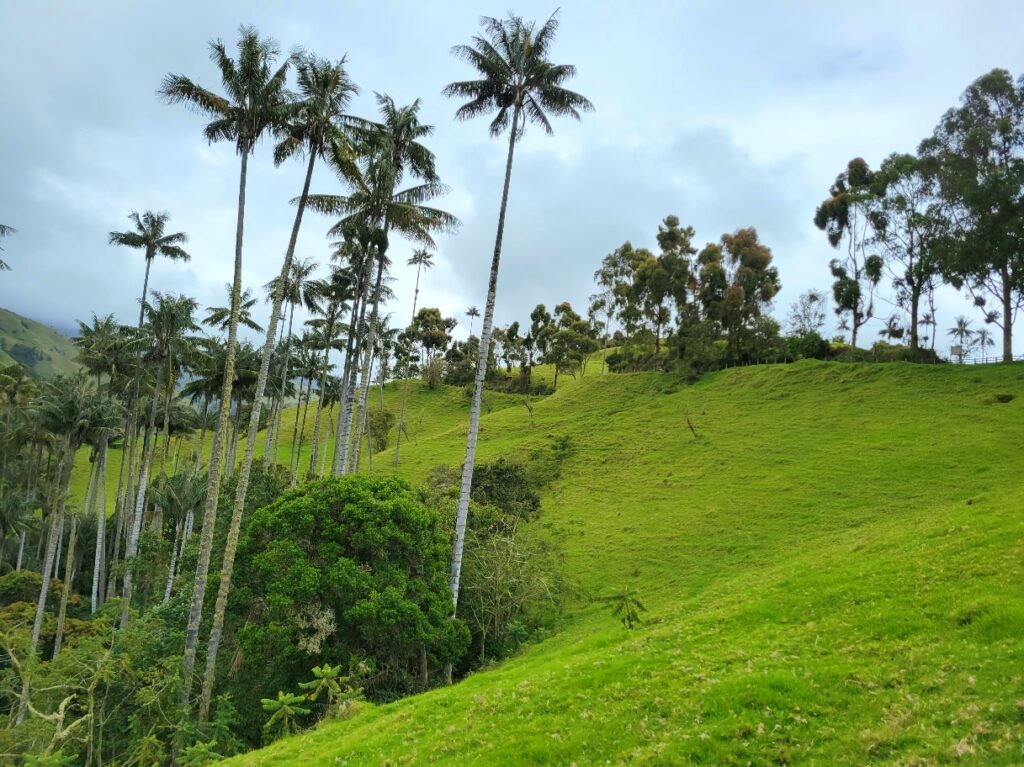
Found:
<box><xmin>294</xmin><ymin>383</ymin><xmax>312</xmax><ymax>483</ymax></box>
<box><xmin>288</xmin><ymin>377</ymin><xmax>307</xmax><ymax>484</ymax></box>
<box><xmin>393</xmin><ymin>266</ymin><xmax>423</xmax><ymax>467</ymax></box>
<box><xmin>52</xmin><ymin>511</ymin><xmax>65</xmax><ymax>582</ymax></box>
<box><xmin>197</xmin><ymin>147</ymin><xmax>317</xmax><ymax>723</ymax></box>
<box><xmin>307</xmin><ymin>341</ymin><xmax>332</xmax><ymax>479</ymax></box>
<box><xmin>94</xmin><ymin>440</ymin><xmax>108</xmax><ymax>607</ymax></box>
<box><xmin>319</xmin><ymin>403</ymin><xmax>335</xmax><ymax>478</ymax></box>
<box><xmin>450</xmin><ymin>111</ymin><xmax>519</xmax><ymax>609</ymax></box>
<box><xmin>16</xmin><ymin>531</ymin><xmax>26</xmax><ymax>571</ymax></box>
<box><xmin>52</xmin><ymin>514</ymin><xmax>79</xmax><ymax>658</ymax></box>
<box><xmin>90</xmin><ymin>439</ymin><xmax>107</xmax><ymax>613</ymax></box>
<box><xmin>269</xmin><ymin>302</ymin><xmax>297</xmax><ymax>469</ymax></box>
<box><xmin>17</xmin><ymin>436</ymin><xmax>72</xmax><ymax>725</ymax></box>
<box><xmin>348</xmin><ymin>251</ymin><xmax>387</xmax><ymax>474</ymax></box>
<box><xmin>194</xmin><ymin>394</ymin><xmax>210</xmax><ymax>476</ymax></box>
<box><xmin>164</xmin><ymin>520</ymin><xmax>181</xmax><ymax>603</ymax></box>
<box><xmin>263</xmin><ymin>310</ymin><xmax>288</xmax><ymax>466</ymax></box>
<box><xmin>226</xmin><ymin>392</ymin><xmax>241</xmax><ymax>479</ymax></box>
<box><xmin>334</xmin><ymin>257</ymin><xmax>373</xmax><ymax>476</ymax></box>
<box><xmin>120</xmin><ymin>362</ymin><xmax>163</xmax><ymax>629</ymax></box>
<box><xmin>181</xmin><ymin>149</ymin><xmax>249</xmax><ymax>702</ymax></box>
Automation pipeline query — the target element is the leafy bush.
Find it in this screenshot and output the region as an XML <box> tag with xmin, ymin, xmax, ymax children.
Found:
<box><xmin>787</xmin><ymin>331</ymin><xmax>831</xmax><ymax>360</ymax></box>
<box><xmin>228</xmin><ymin>476</ymin><xmax>469</xmax><ymax>741</ymax></box>
<box><xmin>469</xmin><ymin>458</ymin><xmax>540</xmax><ymax>520</ymax></box>
<box><xmin>368</xmin><ymin>408</ymin><xmax>396</xmax><ymax>452</ymax></box>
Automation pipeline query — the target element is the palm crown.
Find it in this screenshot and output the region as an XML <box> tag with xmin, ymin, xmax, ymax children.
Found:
<box><xmin>442</xmin><ymin>11</ymin><xmax>593</xmax><ymax>139</ymax></box>
<box><xmin>159</xmin><ymin>25</ymin><xmax>292</xmax><ymax>155</ymax></box>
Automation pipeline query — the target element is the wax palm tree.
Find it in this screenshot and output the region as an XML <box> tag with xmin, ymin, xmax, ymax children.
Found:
<box><xmin>303</xmin><ymin>267</ymin><xmax>351</xmax><ymax>480</ymax></box>
<box><xmin>466</xmin><ymin>306</ymin><xmax>480</xmax><ymax>336</ymax></box>
<box><xmin>443</xmin><ymin>10</ymin><xmax>592</xmax><ymax>608</ymax></box>
<box><xmin>204</xmin><ymin>284</ymin><xmax>264</xmax><ymax>335</ymax></box>
<box><xmin>109</xmin><ymin>211</ymin><xmax>191</xmax><ymax>327</ymax></box>
<box><xmin>947</xmin><ymin>315</ymin><xmax>974</xmax><ymax>363</ymax></box>
<box><xmin>264</xmin><ymin>256</ymin><xmax>321</xmax><ymax>468</ymax></box>
<box><xmin>21</xmin><ymin>375</ymin><xmax>122</xmax><ymax>721</ymax></box>
<box><xmin>121</xmin><ymin>293</ymin><xmax>198</xmax><ymax>628</ymax></box>
<box><xmin>160</xmin><ymin>24</ymin><xmax>293</xmax><ymax>697</ymax></box>
<box><xmin>975</xmin><ymin>327</ymin><xmax>996</xmax><ymax>358</ymax></box>
<box><xmin>393</xmin><ymin>249</ymin><xmax>435</xmax><ymax>466</ymax></box>
<box><xmin>181</xmin><ymin>336</ymin><xmax>226</xmax><ymax>475</ymax></box>
<box><xmin>149</xmin><ymin>471</ymin><xmax>206</xmax><ymax>603</ymax></box>
<box><xmin>307</xmin><ymin>96</ymin><xmax>457</xmax><ymax>476</ymax></box>
<box><xmin>0</xmin><ymin>224</ymin><xmax>16</xmax><ymax>271</ymax></box>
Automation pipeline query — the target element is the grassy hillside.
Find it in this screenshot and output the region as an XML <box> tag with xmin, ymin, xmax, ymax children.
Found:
<box><xmin>0</xmin><ymin>307</ymin><xmax>80</xmax><ymax>379</ymax></box>
<box><xmin>212</xmin><ymin>361</ymin><xmax>1024</xmax><ymax>766</ymax></box>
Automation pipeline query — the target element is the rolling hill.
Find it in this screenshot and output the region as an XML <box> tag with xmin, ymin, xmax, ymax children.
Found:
<box><xmin>216</xmin><ymin>361</ymin><xmax>1024</xmax><ymax>766</ymax></box>
<box><xmin>0</xmin><ymin>307</ymin><xmax>81</xmax><ymax>379</ymax></box>
<box><xmin>67</xmin><ymin>360</ymin><xmax>1024</xmax><ymax>764</ymax></box>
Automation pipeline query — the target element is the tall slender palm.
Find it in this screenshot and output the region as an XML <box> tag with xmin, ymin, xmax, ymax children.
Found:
<box><xmin>0</xmin><ymin>224</ymin><xmax>16</xmax><ymax>271</ymax></box>
<box><xmin>121</xmin><ymin>292</ymin><xmax>198</xmax><ymax>629</ymax></box>
<box><xmin>307</xmin><ymin>95</ymin><xmax>457</xmax><ymax>476</ymax></box>
<box><xmin>466</xmin><ymin>305</ymin><xmax>480</xmax><ymax>336</ymax></box>
<box><xmin>393</xmin><ymin>249</ymin><xmax>435</xmax><ymax>466</ymax></box>
<box><xmin>442</xmin><ymin>11</ymin><xmax>592</xmax><ymax>609</ymax></box>
<box><xmin>148</xmin><ymin>471</ymin><xmax>206</xmax><ymax>603</ymax></box>
<box><xmin>20</xmin><ymin>375</ymin><xmax>122</xmax><ymax>722</ymax></box>
<box><xmin>265</xmin><ymin>256</ymin><xmax>320</xmax><ymax>467</ymax></box>
<box><xmin>160</xmin><ymin>25</ymin><xmax>292</xmax><ymax>699</ymax></box>
<box><xmin>109</xmin><ymin>211</ymin><xmax>191</xmax><ymax>327</ymax></box>
<box><xmin>304</xmin><ymin>267</ymin><xmax>351</xmax><ymax>480</ymax></box>
<box><xmin>197</xmin><ymin>52</ymin><xmax>363</xmax><ymax>721</ymax></box>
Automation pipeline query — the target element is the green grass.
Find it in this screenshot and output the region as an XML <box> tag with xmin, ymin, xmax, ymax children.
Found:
<box><xmin>87</xmin><ymin>360</ymin><xmax>1024</xmax><ymax>764</ymax></box>
<box><xmin>0</xmin><ymin>307</ymin><xmax>80</xmax><ymax>379</ymax></box>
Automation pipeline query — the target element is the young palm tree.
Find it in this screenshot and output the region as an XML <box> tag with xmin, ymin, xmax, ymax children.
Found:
<box><xmin>0</xmin><ymin>224</ymin><xmax>16</xmax><ymax>271</ymax></box>
<box><xmin>393</xmin><ymin>249</ymin><xmax>435</xmax><ymax>466</ymax></box>
<box><xmin>160</xmin><ymin>24</ymin><xmax>292</xmax><ymax>698</ymax></box>
<box><xmin>204</xmin><ymin>284</ymin><xmax>265</xmax><ymax>335</ymax></box>
<box><xmin>947</xmin><ymin>315</ymin><xmax>975</xmax><ymax>363</ymax></box>
<box><xmin>197</xmin><ymin>54</ymin><xmax>365</xmax><ymax>721</ymax></box>
<box><xmin>109</xmin><ymin>211</ymin><xmax>191</xmax><ymax>327</ymax></box>
<box><xmin>442</xmin><ymin>10</ymin><xmax>592</xmax><ymax>609</ymax></box>
<box><xmin>466</xmin><ymin>305</ymin><xmax>480</xmax><ymax>336</ymax></box>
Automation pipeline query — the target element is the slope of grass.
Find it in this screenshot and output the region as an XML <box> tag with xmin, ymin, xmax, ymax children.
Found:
<box><xmin>0</xmin><ymin>307</ymin><xmax>80</xmax><ymax>379</ymax></box>
<box><xmin>219</xmin><ymin>360</ymin><xmax>1024</xmax><ymax>766</ymax></box>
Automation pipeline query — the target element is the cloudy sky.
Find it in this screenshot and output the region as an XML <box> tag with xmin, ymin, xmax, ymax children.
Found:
<box><xmin>2</xmin><ymin>0</ymin><xmax>1023</xmax><ymax>353</ymax></box>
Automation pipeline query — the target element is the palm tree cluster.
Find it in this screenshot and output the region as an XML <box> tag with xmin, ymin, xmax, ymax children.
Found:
<box><xmin>0</xmin><ymin>11</ymin><xmax>588</xmax><ymax>752</ymax></box>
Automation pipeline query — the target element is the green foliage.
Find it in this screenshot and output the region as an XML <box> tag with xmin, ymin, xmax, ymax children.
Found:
<box><xmin>468</xmin><ymin>458</ymin><xmax>540</xmax><ymax>521</ymax></box>
<box><xmin>787</xmin><ymin>331</ymin><xmax>831</xmax><ymax>361</ymax></box>
<box><xmin>367</xmin><ymin>408</ymin><xmax>395</xmax><ymax>452</ymax></box>
<box><xmin>599</xmin><ymin>589</ymin><xmax>646</xmax><ymax>629</ymax></box>
<box><xmin>261</xmin><ymin>691</ymin><xmax>310</xmax><ymax>742</ymax></box>
<box><xmin>229</xmin><ymin>475</ymin><xmax>469</xmax><ymax>740</ymax></box>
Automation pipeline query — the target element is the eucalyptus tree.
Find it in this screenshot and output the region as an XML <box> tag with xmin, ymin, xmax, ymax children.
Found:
<box><xmin>0</xmin><ymin>223</ymin><xmax>15</xmax><ymax>271</ymax></box>
<box><xmin>121</xmin><ymin>292</ymin><xmax>199</xmax><ymax>629</ymax></box>
<box><xmin>265</xmin><ymin>256</ymin><xmax>321</xmax><ymax>467</ymax></box>
<box><xmin>393</xmin><ymin>248</ymin><xmax>435</xmax><ymax>466</ymax></box>
<box><xmin>442</xmin><ymin>10</ymin><xmax>592</xmax><ymax>608</ymax></box>
<box><xmin>159</xmin><ymin>25</ymin><xmax>292</xmax><ymax>695</ymax></box>
<box><xmin>814</xmin><ymin>159</ymin><xmax>884</xmax><ymax>348</ymax></box>
<box><xmin>920</xmin><ymin>69</ymin><xmax>1024</xmax><ymax>362</ymax></box>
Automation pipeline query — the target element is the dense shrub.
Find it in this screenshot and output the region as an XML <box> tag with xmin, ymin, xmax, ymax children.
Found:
<box><xmin>787</xmin><ymin>331</ymin><xmax>831</xmax><ymax>360</ymax></box>
<box><xmin>368</xmin><ymin>408</ymin><xmax>396</xmax><ymax>452</ymax></box>
<box><xmin>228</xmin><ymin>476</ymin><xmax>469</xmax><ymax>742</ymax></box>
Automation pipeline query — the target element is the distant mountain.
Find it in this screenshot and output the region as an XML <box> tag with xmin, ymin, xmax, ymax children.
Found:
<box><xmin>0</xmin><ymin>307</ymin><xmax>81</xmax><ymax>379</ymax></box>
